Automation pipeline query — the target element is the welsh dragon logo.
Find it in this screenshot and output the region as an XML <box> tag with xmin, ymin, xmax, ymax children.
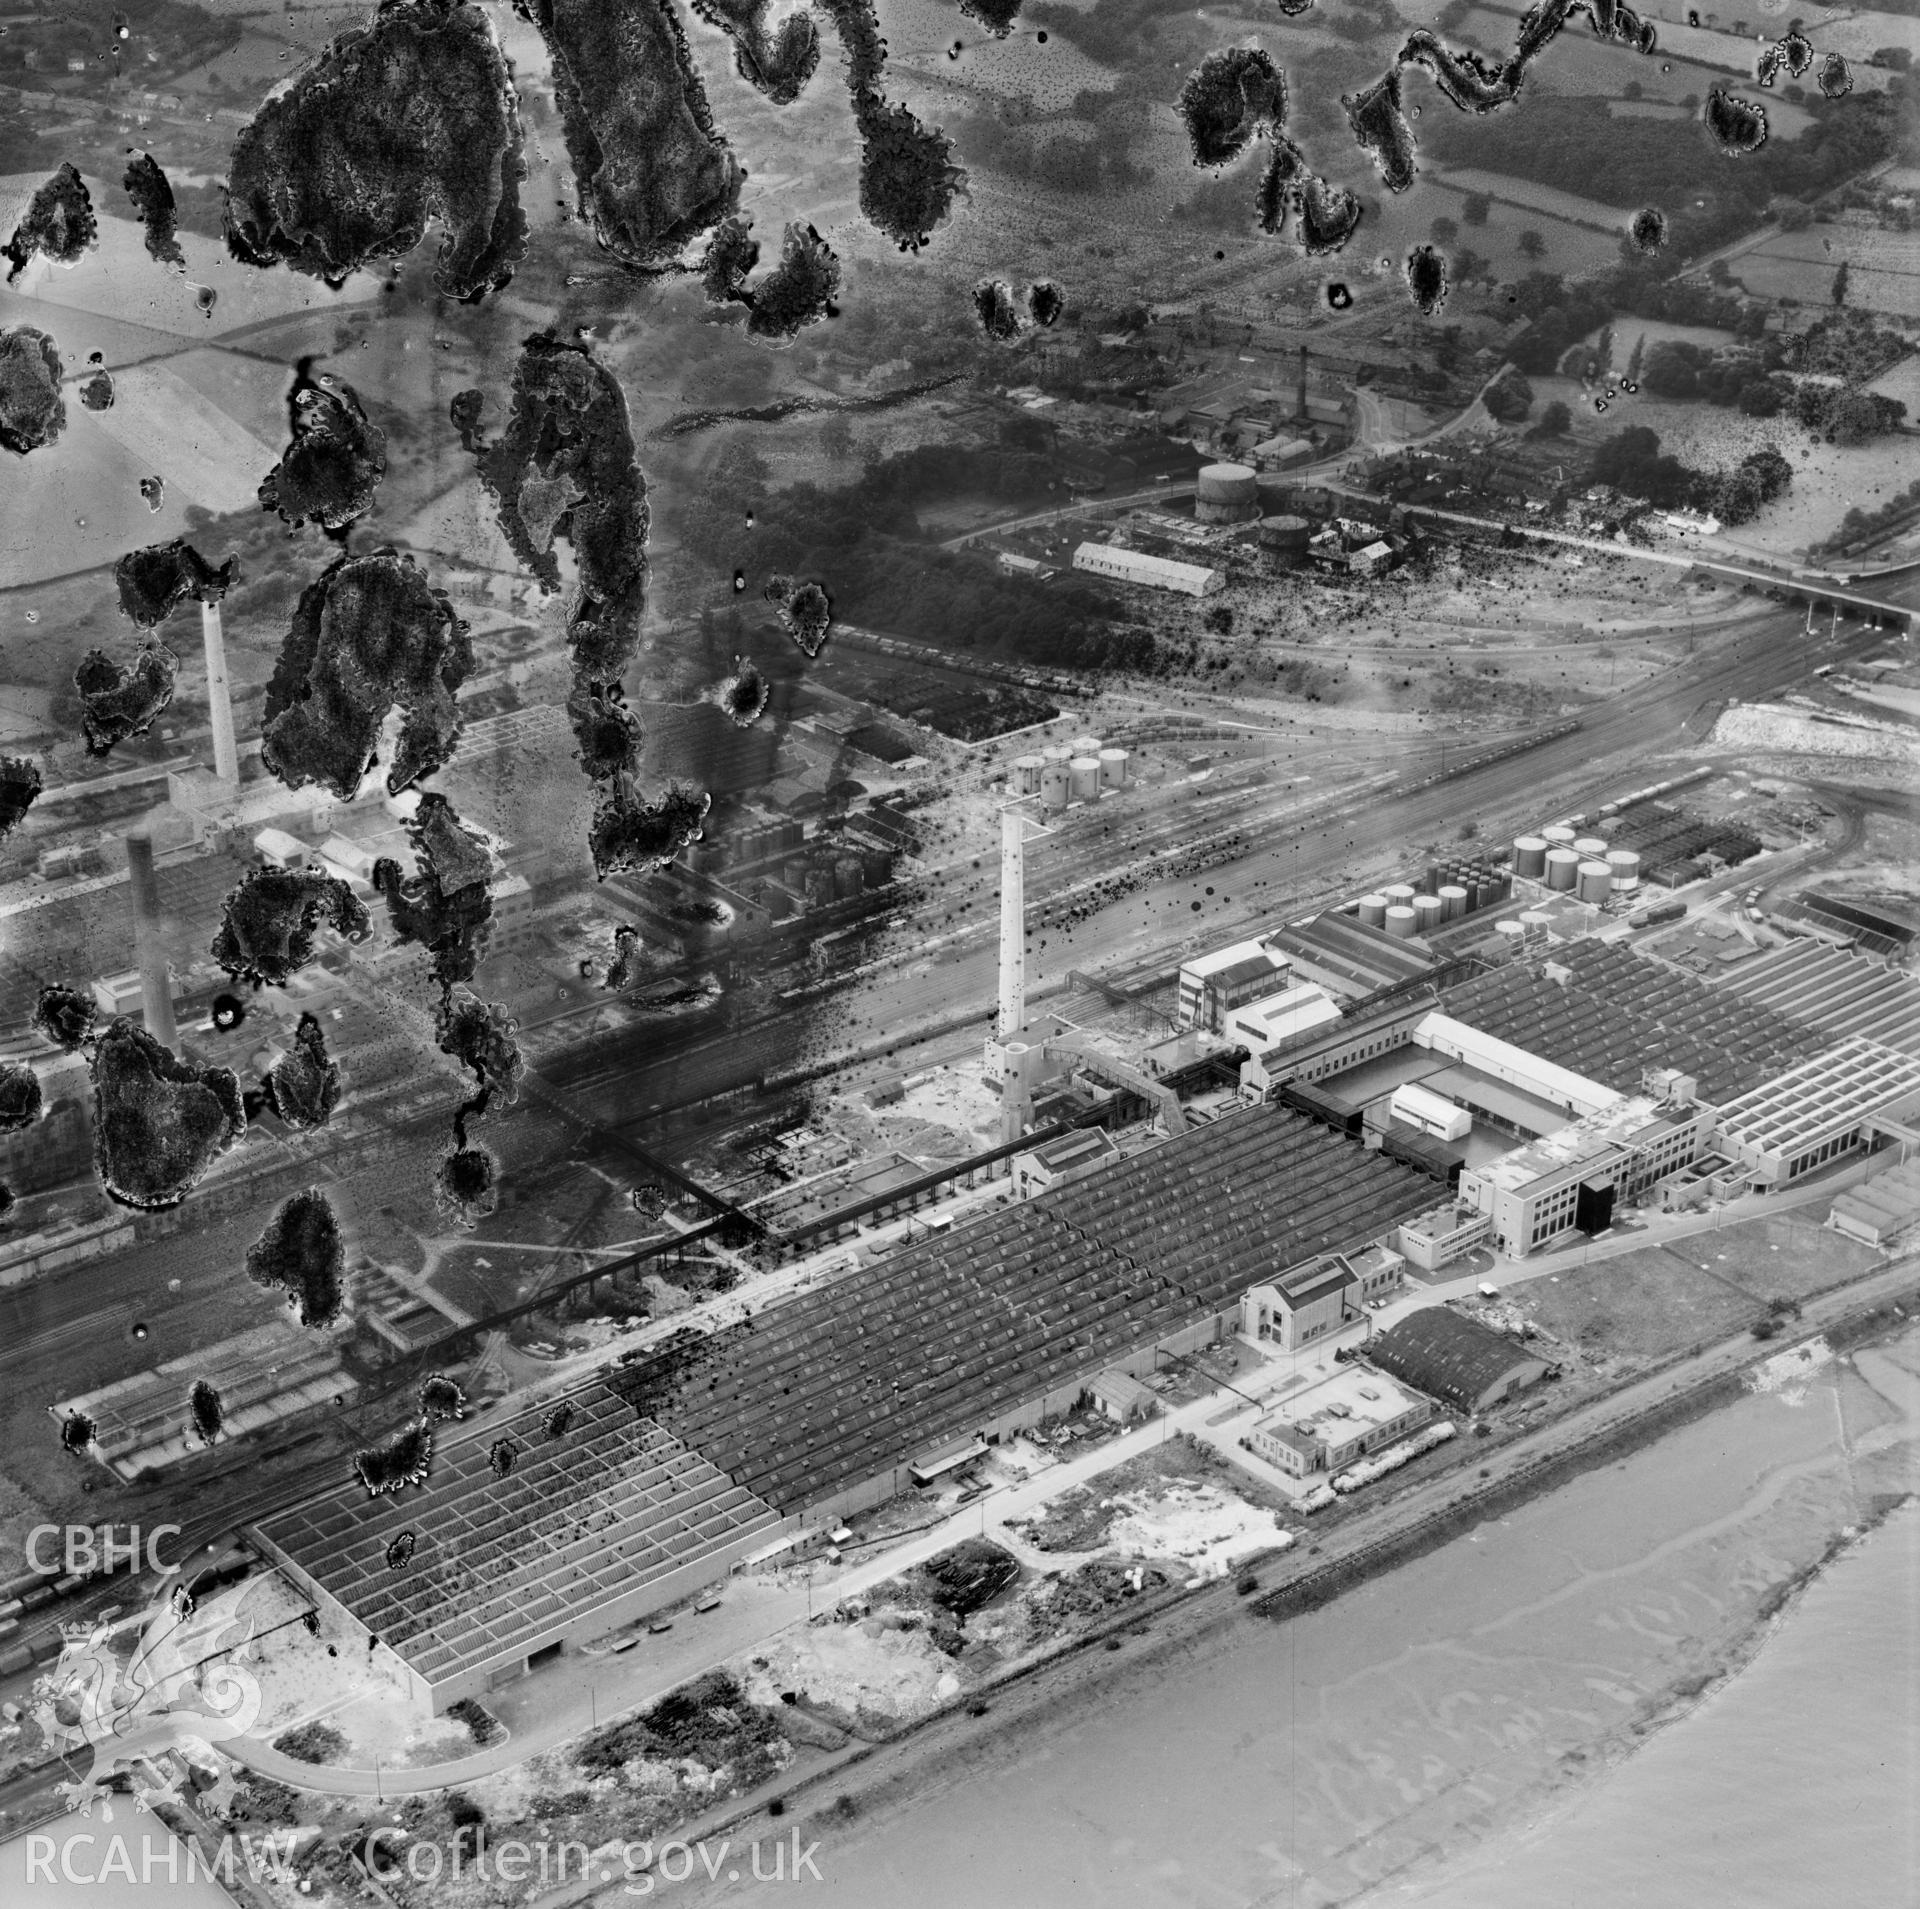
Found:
<box><xmin>27</xmin><ymin>1580</ymin><xmax>262</xmax><ymax>1820</ymax></box>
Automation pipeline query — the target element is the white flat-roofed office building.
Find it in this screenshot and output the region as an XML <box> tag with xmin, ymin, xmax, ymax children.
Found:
<box><xmin>1245</xmin><ymin>1366</ymin><xmax>1432</xmax><ymax>1478</ymax></box>
<box><xmin>1714</xmin><ymin>1037</ymin><xmax>1920</xmax><ymax>1188</ymax></box>
<box><xmin>1072</xmin><ymin>542</ymin><xmax>1224</xmax><ymax>596</ymax></box>
<box><xmin>1178</xmin><ymin>938</ymin><xmax>1293</xmax><ymax>1032</ymax></box>
<box><xmin>1459</xmin><ymin>1093</ymin><xmax>1711</xmax><ymax>1257</ymax></box>
<box><xmin>1231</xmin><ymin>981</ymin><xmax>1343</xmax><ymax>1057</ymax></box>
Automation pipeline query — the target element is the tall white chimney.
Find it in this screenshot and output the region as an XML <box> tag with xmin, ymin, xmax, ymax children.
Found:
<box><xmin>998</xmin><ymin>805</ymin><xmax>1025</xmax><ymax>1044</ymax></box>
<box><xmin>201</xmin><ymin>598</ymin><xmax>239</xmax><ymax>790</ymax></box>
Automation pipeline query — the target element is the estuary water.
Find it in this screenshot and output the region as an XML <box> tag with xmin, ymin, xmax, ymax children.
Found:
<box><xmin>1373</xmin><ymin>1496</ymin><xmax>1920</xmax><ymax>1909</ymax></box>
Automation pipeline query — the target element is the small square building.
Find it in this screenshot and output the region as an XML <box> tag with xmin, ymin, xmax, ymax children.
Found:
<box><xmin>1245</xmin><ymin>1366</ymin><xmax>1431</xmax><ymax>1478</ymax></box>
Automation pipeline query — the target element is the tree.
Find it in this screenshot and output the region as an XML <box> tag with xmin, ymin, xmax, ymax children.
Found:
<box><xmin>1832</xmin><ymin>259</ymin><xmax>1850</xmax><ymax>306</ymax></box>
<box><xmin>1461</xmin><ymin>192</ymin><xmax>1491</xmax><ymax>226</ymax></box>
<box><xmin>1517</xmin><ymin>227</ymin><xmax>1548</xmax><ymax>260</ymax></box>
<box><xmin>1430</xmin><ymin>214</ymin><xmax>1459</xmax><ymax>244</ymax></box>
<box><xmin>1624</xmin><ymin>335</ymin><xmax>1645</xmax><ymax>385</ymax></box>
<box><xmin>1536</xmin><ymin>399</ymin><xmax>1572</xmax><ymax>435</ymax></box>
<box><xmin>1483</xmin><ymin>368</ymin><xmax>1534</xmax><ymax>422</ymax></box>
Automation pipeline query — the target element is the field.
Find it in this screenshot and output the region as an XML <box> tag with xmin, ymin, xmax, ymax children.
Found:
<box><xmin>0</xmin><ymin>283</ymin><xmax>188</xmax><ymax>373</ymax></box>
<box><xmin>1515</xmin><ymin>1236</ymin><xmax>1769</xmax><ymax>1367</ymax></box>
<box><xmin>164</xmin><ymin>344</ymin><xmax>300</xmax><ymax>444</ymax></box>
<box><xmin>89</xmin><ymin>360</ymin><xmax>281</xmax><ymax>514</ymax></box>
<box><xmin>1369</xmin><ymin>178</ymin><xmax>1623</xmax><ymax>282</ymax></box>
<box><xmin>0</xmin><ymin>188</ymin><xmax>384</xmax><ymax>339</ymax></box>
<box><xmin>1444</xmin><ymin>5</ymin><xmax>1734</xmax><ymax>100</ymax></box>
<box><xmin>885</xmin><ymin>0</ymin><xmax>1116</xmax><ymax>105</ymax></box>
<box><xmin>1518</xmin><ymin>1216</ymin><xmax>1887</xmax><ymax>1369</ymax></box>
<box><xmin>1434</xmin><ymin>166</ymin><xmax>1631</xmax><ymax>233</ymax></box>
<box><xmin>0</xmin><ymin>401</ymin><xmax>203</xmax><ymax>589</ymax></box>
<box><xmin>1729</xmin><ymin>227</ymin><xmax>1920</xmax><ymax>320</ymax></box>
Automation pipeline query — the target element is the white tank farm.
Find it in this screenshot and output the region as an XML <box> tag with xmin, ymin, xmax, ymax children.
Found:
<box><xmin>1541</xmin><ymin>825</ymin><xmax>1577</xmax><ymax>847</ymax></box>
<box><xmin>1519</xmin><ymin>909</ymin><xmax>1554</xmax><ymax>942</ymax></box>
<box><xmin>1041</xmin><ymin>763</ymin><xmax>1070</xmax><ymax>811</ymax></box>
<box><xmin>1577</xmin><ymin>861</ymin><xmax>1612</xmax><ymax>903</ymax></box>
<box><xmin>1069</xmin><ymin>734</ymin><xmax>1103</xmax><ymax>756</ymax></box>
<box><xmin>1413</xmin><ymin>894</ymin><xmax>1444</xmax><ymax>932</ymax></box>
<box><xmin>1606</xmin><ymin>848</ymin><xmax>1641</xmax><ymax>879</ymax></box>
<box><xmin>1512</xmin><ymin>835</ymin><xmax>1548</xmax><ymax>879</ymax></box>
<box><xmin>1545</xmin><ymin>848</ymin><xmax>1581</xmax><ymax>891</ymax></box>
<box><xmin>1492</xmin><ymin>919</ymin><xmax>1528</xmax><ymax>954</ymax></box>
<box><xmin>1574</xmin><ymin>836</ymin><xmax>1608</xmax><ymax>859</ymax></box>
<box><xmin>1357</xmin><ymin>894</ymin><xmax>1389</xmax><ymax>928</ymax></box>
<box><xmin>1438</xmin><ymin>883</ymin><xmax>1469</xmax><ymax>920</ymax></box>
<box><xmin>1383</xmin><ymin>882</ymin><xmax>1417</xmax><ymax>906</ymax></box>
<box><xmin>1383</xmin><ymin>904</ymin><xmax>1418</xmax><ymax>939</ymax></box>
<box><xmin>1014</xmin><ymin>754</ymin><xmax>1044</xmax><ymax>794</ymax></box>
<box><xmin>1098</xmin><ymin>747</ymin><xmax>1128</xmax><ymax>788</ymax></box>
<box><xmin>1043</xmin><ymin>743</ymin><xmax>1073</xmax><ymax>766</ymax></box>
<box><xmin>1069</xmin><ymin>756</ymin><xmax>1100</xmax><ymax>801</ymax></box>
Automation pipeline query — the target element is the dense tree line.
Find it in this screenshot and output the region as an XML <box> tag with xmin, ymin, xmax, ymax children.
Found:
<box><xmin>1422</xmin><ymin>89</ymin><xmax>1897</xmax><ymax>220</ymax></box>
<box><xmin>1589</xmin><ymin>427</ymin><xmax>1793</xmax><ymax>525</ymax></box>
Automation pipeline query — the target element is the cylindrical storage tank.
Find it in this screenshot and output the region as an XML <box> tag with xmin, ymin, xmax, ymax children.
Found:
<box><xmin>1542</xmin><ymin>825</ymin><xmax>1577</xmax><ymax>847</ymax></box>
<box><xmin>1574</xmin><ymin>836</ymin><xmax>1608</xmax><ymax>859</ymax></box>
<box><xmin>1605</xmin><ymin>848</ymin><xmax>1641</xmax><ymax>882</ymax></box>
<box><xmin>862</xmin><ymin>849</ymin><xmax>894</xmax><ymax>887</ymax></box>
<box><xmin>1383</xmin><ymin>882</ymin><xmax>1417</xmax><ymax>907</ymax></box>
<box><xmin>1014</xmin><ymin>754</ymin><xmax>1044</xmax><ymax>795</ymax></box>
<box><xmin>1195</xmin><ymin>461</ymin><xmax>1260</xmax><ymax>523</ymax></box>
<box><xmin>835</xmin><ymin>855</ymin><xmax>865</xmax><ymax>899</ymax></box>
<box><xmin>1545</xmin><ymin>848</ymin><xmax>1580</xmax><ymax>891</ymax></box>
<box><xmin>783</xmin><ymin>857</ymin><xmax>807</xmax><ymax>889</ymax></box>
<box><xmin>1612</xmin><ymin>874</ymin><xmax>1640</xmax><ymax>896</ymax></box>
<box><xmin>1493</xmin><ymin>919</ymin><xmax>1527</xmax><ymax>959</ymax></box>
<box><xmin>1413</xmin><ymin>893</ymin><xmax>1444</xmax><ymax>933</ymax></box>
<box><xmin>805</xmin><ymin>866</ymin><xmax>835</xmax><ymax>907</ymax></box>
<box><xmin>1357</xmin><ymin>894</ymin><xmax>1389</xmax><ymax>929</ymax></box>
<box><xmin>1438</xmin><ymin>883</ymin><xmax>1470</xmax><ymax>921</ymax></box>
<box><xmin>1098</xmin><ymin>747</ymin><xmax>1128</xmax><ymax>789</ymax></box>
<box><xmin>1069</xmin><ymin>756</ymin><xmax>1100</xmax><ymax>801</ymax></box>
<box><xmin>1069</xmin><ymin>734</ymin><xmax>1103</xmax><ymax>756</ymax></box>
<box><xmin>1475</xmin><ymin>876</ymin><xmax>1503</xmax><ymax>910</ymax></box>
<box><xmin>1520</xmin><ymin>909</ymin><xmax>1554</xmax><ymax>943</ymax></box>
<box><xmin>1512</xmin><ymin>835</ymin><xmax>1548</xmax><ymax>879</ymax></box>
<box><xmin>1577</xmin><ymin>861</ymin><xmax>1612</xmax><ymax>904</ymax></box>
<box><xmin>1043</xmin><ymin>743</ymin><xmax>1073</xmax><ymax>767</ymax></box>
<box><xmin>1257</xmin><ymin>514</ymin><xmax>1312</xmax><ymax>561</ymax></box>
<box><xmin>1383</xmin><ymin>904</ymin><xmax>1418</xmax><ymax>940</ymax></box>
<box><xmin>1041</xmin><ymin>763</ymin><xmax>1070</xmax><ymax>812</ymax></box>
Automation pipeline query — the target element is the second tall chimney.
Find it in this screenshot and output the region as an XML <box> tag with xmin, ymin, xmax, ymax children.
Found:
<box><xmin>126</xmin><ymin>830</ymin><xmax>177</xmax><ymax>1051</ymax></box>
<box><xmin>201</xmin><ymin>598</ymin><xmax>239</xmax><ymax>790</ymax></box>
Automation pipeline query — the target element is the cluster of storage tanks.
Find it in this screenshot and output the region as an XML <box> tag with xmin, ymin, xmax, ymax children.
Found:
<box><xmin>1355</xmin><ymin>856</ymin><xmax>1512</xmax><ymax>942</ymax></box>
<box><xmin>1013</xmin><ymin>736</ymin><xmax>1130</xmax><ymax>811</ymax></box>
<box><xmin>1511</xmin><ymin>823</ymin><xmax>1641</xmax><ymax>906</ymax></box>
